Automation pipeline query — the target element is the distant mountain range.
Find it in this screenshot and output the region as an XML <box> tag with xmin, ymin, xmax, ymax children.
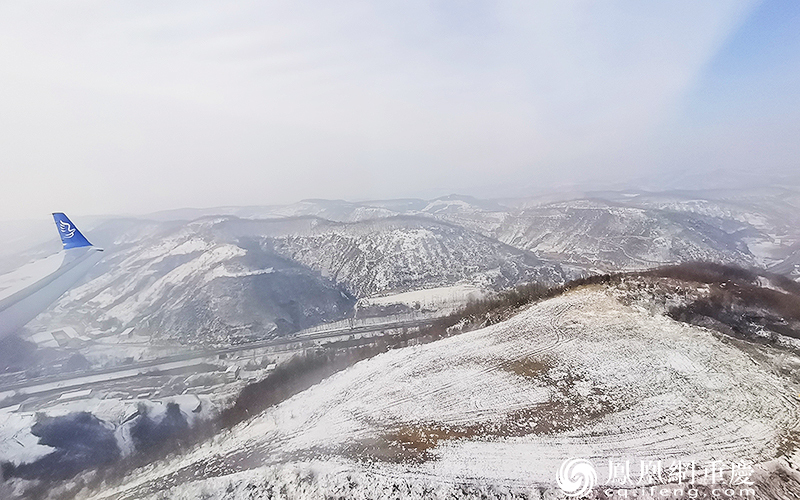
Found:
<box><xmin>17</xmin><ymin>186</ymin><xmax>800</xmax><ymax>343</ymax></box>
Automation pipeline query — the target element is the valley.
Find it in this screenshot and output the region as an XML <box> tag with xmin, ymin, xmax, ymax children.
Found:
<box><xmin>2</xmin><ymin>187</ymin><xmax>800</xmax><ymax>499</ymax></box>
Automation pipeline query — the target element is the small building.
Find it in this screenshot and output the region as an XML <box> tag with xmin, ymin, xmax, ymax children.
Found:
<box><xmin>225</xmin><ymin>365</ymin><xmax>241</xmax><ymax>382</ymax></box>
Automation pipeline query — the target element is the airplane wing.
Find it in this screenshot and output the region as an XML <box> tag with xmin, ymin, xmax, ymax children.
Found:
<box><xmin>0</xmin><ymin>214</ymin><xmax>103</xmax><ymax>338</ymax></box>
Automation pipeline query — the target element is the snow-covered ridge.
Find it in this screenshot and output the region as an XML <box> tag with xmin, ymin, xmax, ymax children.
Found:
<box><xmin>84</xmin><ymin>286</ymin><xmax>800</xmax><ymax>499</ymax></box>
<box><xmin>122</xmin><ymin>188</ymin><xmax>800</xmax><ymax>279</ymax></box>
<box><xmin>15</xmin><ymin>188</ymin><xmax>800</xmax><ymax>352</ymax></box>
<box><xmin>28</xmin><ymin>214</ymin><xmax>565</xmax><ymax>343</ymax></box>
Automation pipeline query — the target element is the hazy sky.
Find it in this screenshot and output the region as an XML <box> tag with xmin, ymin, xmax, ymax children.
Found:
<box><xmin>1</xmin><ymin>0</ymin><xmax>798</xmax><ymax>220</ymax></box>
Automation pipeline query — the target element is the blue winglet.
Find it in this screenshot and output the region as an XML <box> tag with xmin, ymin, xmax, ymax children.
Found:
<box><xmin>52</xmin><ymin>213</ymin><xmax>93</xmax><ymax>249</ymax></box>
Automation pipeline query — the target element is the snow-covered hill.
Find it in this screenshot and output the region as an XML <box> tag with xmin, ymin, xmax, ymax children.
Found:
<box><xmin>404</xmin><ymin>190</ymin><xmax>799</xmax><ymax>274</ymax></box>
<box><xmin>13</xmin><ymin>187</ymin><xmax>800</xmax><ymax>347</ymax></box>
<box><xmin>28</xmin><ymin>215</ymin><xmax>564</xmax><ymax>343</ymax></box>
<box><xmin>75</xmin><ymin>285</ymin><xmax>800</xmax><ymax>499</ymax></box>
<box><xmin>237</xmin><ymin>216</ymin><xmax>564</xmax><ymax>297</ymax></box>
<box><xmin>127</xmin><ymin>188</ymin><xmax>800</xmax><ymax>279</ymax></box>
<box><xmin>30</xmin><ymin>218</ymin><xmax>356</xmax><ymax>344</ymax></box>
<box><xmin>494</xmin><ymin>200</ymin><xmax>758</xmax><ymax>271</ymax></box>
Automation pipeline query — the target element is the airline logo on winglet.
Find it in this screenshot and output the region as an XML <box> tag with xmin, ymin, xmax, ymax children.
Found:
<box><xmin>59</xmin><ymin>220</ymin><xmax>75</xmax><ymax>238</ymax></box>
<box><xmin>52</xmin><ymin>213</ymin><xmax>93</xmax><ymax>249</ymax></box>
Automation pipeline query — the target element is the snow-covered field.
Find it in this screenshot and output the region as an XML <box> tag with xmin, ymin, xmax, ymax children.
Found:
<box><xmin>357</xmin><ymin>284</ymin><xmax>491</xmax><ymax>314</ymax></box>
<box><xmin>0</xmin><ymin>395</ymin><xmax>216</xmax><ymax>467</ymax></box>
<box><xmin>81</xmin><ymin>286</ymin><xmax>800</xmax><ymax>499</ymax></box>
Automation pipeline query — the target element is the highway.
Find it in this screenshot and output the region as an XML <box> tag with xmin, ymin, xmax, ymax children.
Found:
<box><xmin>0</xmin><ymin>317</ymin><xmax>437</xmax><ymax>396</ymax></box>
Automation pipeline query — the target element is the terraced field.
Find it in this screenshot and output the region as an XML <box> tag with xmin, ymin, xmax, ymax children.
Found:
<box><xmin>87</xmin><ymin>286</ymin><xmax>800</xmax><ymax>499</ymax></box>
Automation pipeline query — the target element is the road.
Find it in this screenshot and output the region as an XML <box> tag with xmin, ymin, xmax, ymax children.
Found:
<box><xmin>0</xmin><ymin>317</ymin><xmax>437</xmax><ymax>396</ymax></box>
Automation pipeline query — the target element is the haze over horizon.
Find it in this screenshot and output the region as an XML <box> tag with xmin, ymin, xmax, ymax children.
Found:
<box><xmin>2</xmin><ymin>0</ymin><xmax>799</xmax><ymax>221</ymax></box>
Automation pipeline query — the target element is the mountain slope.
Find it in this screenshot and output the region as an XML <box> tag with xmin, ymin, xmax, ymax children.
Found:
<box><xmin>129</xmin><ymin>189</ymin><xmax>800</xmax><ymax>279</ymax></box>
<box><xmin>490</xmin><ymin>200</ymin><xmax>758</xmax><ymax>271</ymax></box>
<box><xmin>16</xmin><ymin>188</ymin><xmax>800</xmax><ymax>345</ymax></box>
<box><xmin>220</xmin><ymin>216</ymin><xmax>565</xmax><ymax>297</ymax></box>
<box><xmin>29</xmin><ymin>215</ymin><xmax>565</xmax><ymax>343</ymax></box>
<box><xmin>31</xmin><ymin>218</ymin><xmax>355</xmax><ymax>344</ymax></box>
<box><xmin>82</xmin><ymin>285</ymin><xmax>800</xmax><ymax>499</ymax></box>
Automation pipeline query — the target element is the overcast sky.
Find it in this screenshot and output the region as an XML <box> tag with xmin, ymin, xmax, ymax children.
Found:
<box><xmin>1</xmin><ymin>0</ymin><xmax>798</xmax><ymax>220</ymax></box>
